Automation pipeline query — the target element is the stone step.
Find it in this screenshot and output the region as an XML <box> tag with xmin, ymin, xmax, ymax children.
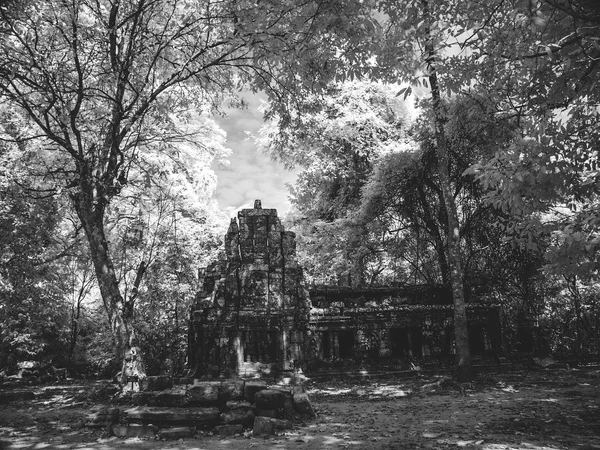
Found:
<box><xmin>112</xmin><ymin>424</ymin><xmax>158</xmax><ymax>438</ymax></box>
<box><xmin>111</xmin><ymin>424</ymin><xmax>197</xmax><ymax>440</ymax></box>
<box><xmin>122</xmin><ymin>406</ymin><xmax>220</xmax><ymax>428</ymax></box>
<box><xmin>86</xmin><ymin>406</ymin><xmax>120</xmax><ymax>428</ymax></box>
<box><xmin>90</xmin><ymin>380</ymin><xmax>317</xmax><ymax>439</ymax></box>
<box><xmin>132</xmin><ymin>380</ymin><xmax>248</xmax><ymax>408</ymax></box>
<box><xmin>253</xmin><ymin>416</ymin><xmax>292</xmax><ymax>436</ymax></box>
<box><xmin>132</xmin><ymin>390</ymin><xmax>186</xmax><ymax>407</ymax></box>
<box><xmin>157</xmin><ymin>426</ymin><xmax>195</xmax><ymax>439</ymax></box>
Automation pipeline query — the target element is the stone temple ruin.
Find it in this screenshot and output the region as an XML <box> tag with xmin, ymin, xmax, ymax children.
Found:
<box><xmin>84</xmin><ymin>200</ymin><xmax>502</xmax><ymax>440</ymax></box>
<box><xmin>188</xmin><ymin>200</ymin><xmax>501</xmax><ymax>379</ymax></box>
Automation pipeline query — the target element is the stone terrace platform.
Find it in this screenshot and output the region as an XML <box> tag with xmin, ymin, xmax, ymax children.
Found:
<box><xmin>86</xmin><ymin>376</ymin><xmax>315</xmax><ymax>439</ymax></box>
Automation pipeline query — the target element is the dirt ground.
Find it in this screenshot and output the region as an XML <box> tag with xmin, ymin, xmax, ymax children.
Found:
<box><xmin>1</xmin><ymin>368</ymin><xmax>599</xmax><ymax>450</ymax></box>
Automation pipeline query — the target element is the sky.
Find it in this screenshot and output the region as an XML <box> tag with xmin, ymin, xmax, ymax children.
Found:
<box><xmin>212</xmin><ymin>94</ymin><xmax>297</xmax><ymax>219</ymax></box>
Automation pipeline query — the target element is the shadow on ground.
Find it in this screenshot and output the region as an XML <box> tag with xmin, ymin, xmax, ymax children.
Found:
<box><xmin>1</xmin><ymin>369</ymin><xmax>599</xmax><ymax>449</ymax></box>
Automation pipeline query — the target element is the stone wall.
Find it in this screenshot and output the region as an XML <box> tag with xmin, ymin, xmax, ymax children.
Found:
<box><xmin>306</xmin><ymin>303</ymin><xmax>501</xmax><ymax>370</ymax></box>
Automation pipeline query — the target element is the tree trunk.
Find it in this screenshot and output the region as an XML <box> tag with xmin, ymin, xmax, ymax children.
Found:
<box><xmin>67</xmin><ymin>293</ymin><xmax>82</xmax><ymax>363</ymax></box>
<box><xmin>73</xmin><ymin>187</ymin><xmax>146</xmax><ymax>384</ymax></box>
<box><xmin>435</xmin><ymin>238</ymin><xmax>451</xmax><ymax>285</ymax></box>
<box><xmin>417</xmin><ymin>184</ymin><xmax>450</xmax><ymax>283</ymax></box>
<box><xmin>422</xmin><ymin>0</ymin><xmax>472</xmax><ymax>381</ymax></box>
<box><xmin>566</xmin><ymin>275</ymin><xmax>583</xmax><ymax>358</ymax></box>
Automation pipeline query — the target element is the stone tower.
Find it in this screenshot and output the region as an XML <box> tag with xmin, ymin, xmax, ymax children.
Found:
<box><xmin>188</xmin><ymin>200</ymin><xmax>311</xmax><ymax>379</ymax></box>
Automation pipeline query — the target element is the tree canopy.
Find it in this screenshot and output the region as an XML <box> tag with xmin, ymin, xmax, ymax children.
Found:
<box><xmin>1</xmin><ymin>0</ymin><xmax>599</xmax><ymax>379</ymax></box>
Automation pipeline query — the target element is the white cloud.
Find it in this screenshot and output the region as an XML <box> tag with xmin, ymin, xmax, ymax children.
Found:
<box><xmin>212</xmin><ymin>93</ymin><xmax>296</xmax><ymax>218</ymax></box>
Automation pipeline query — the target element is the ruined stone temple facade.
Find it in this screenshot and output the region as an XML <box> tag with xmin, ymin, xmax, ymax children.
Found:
<box><xmin>188</xmin><ymin>201</ymin><xmax>501</xmax><ymax>379</ymax></box>
<box><xmin>188</xmin><ymin>200</ymin><xmax>312</xmax><ymax>379</ymax></box>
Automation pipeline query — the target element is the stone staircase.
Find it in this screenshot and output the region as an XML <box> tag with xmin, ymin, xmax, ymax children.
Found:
<box><xmin>86</xmin><ymin>376</ymin><xmax>316</xmax><ymax>439</ymax></box>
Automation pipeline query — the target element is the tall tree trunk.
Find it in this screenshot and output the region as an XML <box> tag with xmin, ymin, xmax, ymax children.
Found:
<box><xmin>566</xmin><ymin>275</ymin><xmax>583</xmax><ymax>358</ymax></box>
<box><xmin>422</xmin><ymin>0</ymin><xmax>472</xmax><ymax>381</ymax></box>
<box><xmin>72</xmin><ymin>182</ymin><xmax>145</xmax><ymax>384</ymax></box>
<box><xmin>417</xmin><ymin>184</ymin><xmax>450</xmax><ymax>283</ymax></box>
<box><xmin>67</xmin><ymin>289</ymin><xmax>83</xmax><ymax>363</ymax></box>
<box><xmin>434</xmin><ymin>238</ymin><xmax>451</xmax><ymax>285</ymax></box>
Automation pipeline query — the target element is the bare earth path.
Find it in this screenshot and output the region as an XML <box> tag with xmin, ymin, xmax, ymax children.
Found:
<box><xmin>1</xmin><ymin>368</ymin><xmax>599</xmax><ymax>449</ymax></box>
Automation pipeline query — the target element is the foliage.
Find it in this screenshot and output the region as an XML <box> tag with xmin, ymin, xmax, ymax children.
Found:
<box><xmin>105</xmin><ymin>133</ymin><xmax>228</xmax><ymax>374</ymax></box>
<box><xmin>0</xmin><ymin>142</ymin><xmax>72</xmax><ymax>370</ymax></box>
<box><xmin>0</xmin><ymin>0</ymin><xmax>384</xmax><ymax>376</ymax></box>
<box><xmin>542</xmin><ymin>276</ymin><xmax>600</xmax><ymax>358</ymax></box>
<box><xmin>2</xmin><ymin>0</ymin><xmax>600</xmax><ymax>373</ymax></box>
<box><xmin>468</xmin><ymin>106</ymin><xmax>600</xmax><ymax>278</ymax></box>
<box><xmin>260</xmin><ymin>81</ymin><xmax>411</xmax><ymax>285</ymax></box>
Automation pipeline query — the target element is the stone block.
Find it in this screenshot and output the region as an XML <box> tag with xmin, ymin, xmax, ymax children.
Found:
<box><xmin>253</xmin><ymin>415</ymin><xmax>274</xmax><ymax>436</ymax></box>
<box><xmin>243</xmin><ymin>381</ymin><xmax>267</xmax><ymax>404</ymax></box>
<box><xmin>131</xmin><ymin>392</ymin><xmax>150</xmax><ymax>406</ymax></box>
<box><xmin>281</xmin><ymin>232</ymin><xmax>296</xmax><ymax>256</ymax></box>
<box><xmin>252</xmin><ymin>416</ymin><xmax>291</xmax><ymax>436</ymax></box>
<box><xmin>140</xmin><ymin>375</ymin><xmax>173</xmax><ymax>391</ymax></box>
<box><xmin>132</xmin><ymin>391</ymin><xmax>186</xmax><ymax>407</ymax></box>
<box><xmin>157</xmin><ymin>426</ymin><xmax>195</xmax><ymax>439</ymax></box>
<box><xmin>86</xmin><ymin>407</ymin><xmax>119</xmax><ymax>428</ymax></box>
<box><xmin>256</xmin><ymin>409</ymin><xmax>277</xmax><ymax>418</ymax></box>
<box><xmin>292</xmin><ymin>386</ymin><xmax>316</xmax><ymax>419</ymax></box>
<box><xmin>226</xmin><ymin>400</ymin><xmax>252</xmax><ymax>409</ymax></box>
<box><xmin>122</xmin><ymin>406</ymin><xmax>220</xmax><ymax>428</ymax></box>
<box><xmin>112</xmin><ymin>424</ymin><xmax>157</xmax><ymax>438</ymax></box>
<box><xmin>255</xmin><ymin>389</ymin><xmax>286</xmax><ymax>418</ymax></box>
<box><xmin>242</xmin><ymin>207</ymin><xmax>277</xmax><ymax>217</ymax></box>
<box><xmin>221</xmin><ymin>405</ymin><xmax>255</xmax><ymax>426</ymax></box>
<box><xmin>239</xmin><ymin>245</ymin><xmax>253</xmax><ymax>261</ymax></box>
<box><xmin>255</xmin><ymin>387</ymin><xmax>296</xmax><ymax>419</ymax></box>
<box><xmin>220</xmin><ymin>380</ymin><xmax>245</xmax><ymax>401</ymax></box>
<box><xmin>186</xmin><ymin>381</ymin><xmax>221</xmax><ymax>405</ymax></box>
<box><xmin>215</xmin><ymin>424</ymin><xmax>244</xmax><ymax>436</ymax></box>
<box><xmin>269</xmin><ymin>254</ymin><xmax>284</xmax><ymax>269</ymax></box>
<box><xmin>283</xmin><ymin>393</ymin><xmax>296</xmax><ymax>420</ymax></box>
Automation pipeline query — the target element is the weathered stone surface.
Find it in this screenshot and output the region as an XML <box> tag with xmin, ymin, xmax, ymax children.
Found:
<box><xmin>292</xmin><ymin>386</ymin><xmax>316</xmax><ymax>419</ymax></box>
<box><xmin>220</xmin><ymin>380</ymin><xmax>245</xmax><ymax>401</ymax></box>
<box><xmin>186</xmin><ymin>382</ymin><xmax>221</xmax><ymax>405</ymax></box>
<box><xmin>157</xmin><ymin>427</ymin><xmax>195</xmax><ymax>440</ymax></box>
<box><xmin>215</xmin><ymin>424</ymin><xmax>244</xmax><ymax>436</ymax></box>
<box><xmin>255</xmin><ymin>389</ymin><xmax>286</xmax><ymax>416</ymax></box>
<box><xmin>225</xmin><ymin>218</ymin><xmax>240</xmax><ymax>260</ymax></box>
<box><xmin>122</xmin><ymin>406</ymin><xmax>220</xmax><ymax>427</ymax></box>
<box><xmin>0</xmin><ymin>390</ymin><xmax>35</xmax><ymax>404</ymax></box>
<box><xmin>256</xmin><ymin>409</ymin><xmax>277</xmax><ymax>418</ymax></box>
<box><xmin>140</xmin><ymin>375</ymin><xmax>173</xmax><ymax>392</ymax></box>
<box><xmin>252</xmin><ymin>416</ymin><xmax>291</xmax><ymax>436</ymax></box>
<box><xmin>283</xmin><ymin>393</ymin><xmax>296</xmax><ymax>420</ymax></box>
<box><xmin>253</xmin><ymin>416</ymin><xmax>275</xmax><ymax>436</ymax></box>
<box><xmin>221</xmin><ymin>405</ymin><xmax>255</xmax><ymax>426</ymax></box>
<box><xmin>226</xmin><ymin>400</ymin><xmax>252</xmax><ymax>409</ymax></box>
<box><xmin>112</xmin><ymin>424</ymin><xmax>157</xmax><ymax>438</ymax></box>
<box><xmin>86</xmin><ymin>407</ymin><xmax>119</xmax><ymax>428</ymax></box>
<box><xmin>244</xmin><ymin>381</ymin><xmax>267</xmax><ymax>404</ymax></box>
<box><xmin>132</xmin><ymin>390</ymin><xmax>186</xmax><ymax>407</ymax></box>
